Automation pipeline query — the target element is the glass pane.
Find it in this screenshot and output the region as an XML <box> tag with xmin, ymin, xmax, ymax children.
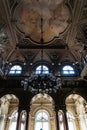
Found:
<box><xmin>63</xmin><ymin>70</ymin><xmax>69</xmax><ymax>74</ymax></box>
<box><xmin>62</xmin><ymin>65</ymin><xmax>75</xmax><ymax>75</ymax></box>
<box><xmin>35</xmin><ymin>122</ymin><xmax>42</xmax><ymax>130</ymax></box>
<box><xmin>35</xmin><ymin>110</ymin><xmax>50</xmax><ymax>130</ymax></box>
<box><xmin>63</xmin><ymin>70</ymin><xmax>75</xmax><ymax>74</ymax></box>
<box><xmin>35</xmin><ymin>121</ymin><xmax>49</xmax><ymax>130</ymax></box>
<box><xmin>36</xmin><ymin>112</ymin><xmax>48</xmax><ymax>121</ymax></box>
<box><xmin>9</xmin><ymin>65</ymin><xmax>22</xmax><ymax>74</ymax></box>
<box><xmin>11</xmin><ymin>65</ymin><xmax>22</xmax><ymax>71</ymax></box>
<box><xmin>21</xmin><ymin>123</ymin><xmax>25</xmax><ymax>130</ymax></box>
<box><xmin>69</xmin><ymin>71</ymin><xmax>75</xmax><ymax>74</ymax></box>
<box><xmin>63</xmin><ymin>66</ymin><xmax>74</xmax><ymax>71</ymax></box>
<box><xmin>36</xmin><ymin>65</ymin><xmax>49</xmax><ymax>74</ymax></box>
<box><xmin>9</xmin><ymin>70</ymin><xmax>15</xmax><ymax>74</ymax></box>
<box><xmin>15</xmin><ymin>70</ymin><xmax>22</xmax><ymax>74</ymax></box>
<box><xmin>9</xmin><ymin>122</ymin><xmax>17</xmax><ymax>130</ymax></box>
<box><xmin>67</xmin><ymin>112</ymin><xmax>76</xmax><ymax>130</ymax></box>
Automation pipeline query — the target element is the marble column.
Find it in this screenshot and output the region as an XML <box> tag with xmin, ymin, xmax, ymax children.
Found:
<box><xmin>62</xmin><ymin>107</ymin><xmax>69</xmax><ymax>130</ymax></box>
<box><xmin>55</xmin><ymin>106</ymin><xmax>60</xmax><ymax>130</ymax></box>
<box><xmin>25</xmin><ymin>109</ymin><xmax>30</xmax><ymax>130</ymax></box>
<box><xmin>16</xmin><ymin>108</ymin><xmax>21</xmax><ymax>130</ymax></box>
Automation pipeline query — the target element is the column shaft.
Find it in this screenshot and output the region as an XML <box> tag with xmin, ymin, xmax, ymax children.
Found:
<box><xmin>16</xmin><ymin>109</ymin><xmax>21</xmax><ymax>130</ymax></box>
<box><xmin>55</xmin><ymin>110</ymin><xmax>60</xmax><ymax>130</ymax></box>
<box><xmin>25</xmin><ymin>110</ymin><xmax>29</xmax><ymax>130</ymax></box>
<box><xmin>63</xmin><ymin>110</ymin><xmax>69</xmax><ymax>130</ymax></box>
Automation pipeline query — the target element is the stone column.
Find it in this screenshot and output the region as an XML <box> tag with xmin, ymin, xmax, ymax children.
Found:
<box><xmin>55</xmin><ymin>106</ymin><xmax>60</xmax><ymax>130</ymax></box>
<box><xmin>62</xmin><ymin>107</ymin><xmax>69</xmax><ymax>130</ymax></box>
<box><xmin>16</xmin><ymin>108</ymin><xmax>21</xmax><ymax>130</ymax></box>
<box><xmin>25</xmin><ymin>109</ymin><xmax>30</xmax><ymax>130</ymax></box>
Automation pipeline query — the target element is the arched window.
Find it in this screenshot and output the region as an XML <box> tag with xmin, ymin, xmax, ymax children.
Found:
<box><xmin>9</xmin><ymin>65</ymin><xmax>22</xmax><ymax>74</ymax></box>
<box><xmin>62</xmin><ymin>65</ymin><xmax>75</xmax><ymax>75</ymax></box>
<box><xmin>67</xmin><ymin>112</ymin><xmax>76</xmax><ymax>130</ymax></box>
<box><xmin>34</xmin><ymin>110</ymin><xmax>50</xmax><ymax>130</ymax></box>
<box><xmin>35</xmin><ymin>65</ymin><xmax>49</xmax><ymax>74</ymax></box>
<box><xmin>9</xmin><ymin>111</ymin><xmax>26</xmax><ymax>130</ymax></box>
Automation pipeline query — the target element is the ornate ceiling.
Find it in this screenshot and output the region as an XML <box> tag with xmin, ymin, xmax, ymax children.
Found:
<box><xmin>13</xmin><ymin>0</ymin><xmax>70</xmax><ymax>42</ymax></box>
<box><xmin>0</xmin><ymin>0</ymin><xmax>87</xmax><ymax>76</ymax></box>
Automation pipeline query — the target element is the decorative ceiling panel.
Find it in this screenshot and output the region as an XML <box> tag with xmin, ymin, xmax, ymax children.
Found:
<box><xmin>13</xmin><ymin>0</ymin><xmax>70</xmax><ymax>43</ymax></box>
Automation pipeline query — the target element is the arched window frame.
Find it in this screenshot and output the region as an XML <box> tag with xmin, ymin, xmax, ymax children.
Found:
<box><xmin>9</xmin><ymin>65</ymin><xmax>22</xmax><ymax>75</ymax></box>
<box><xmin>62</xmin><ymin>65</ymin><xmax>75</xmax><ymax>76</ymax></box>
<box><xmin>34</xmin><ymin>110</ymin><xmax>50</xmax><ymax>130</ymax></box>
<box><xmin>35</xmin><ymin>65</ymin><xmax>49</xmax><ymax>74</ymax></box>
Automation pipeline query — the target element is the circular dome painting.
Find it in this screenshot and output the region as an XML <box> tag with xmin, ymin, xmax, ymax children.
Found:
<box><xmin>13</xmin><ymin>0</ymin><xmax>70</xmax><ymax>43</ymax></box>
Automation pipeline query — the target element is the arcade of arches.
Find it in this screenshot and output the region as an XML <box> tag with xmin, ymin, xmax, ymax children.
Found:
<box><xmin>0</xmin><ymin>93</ymin><xmax>87</xmax><ymax>130</ymax></box>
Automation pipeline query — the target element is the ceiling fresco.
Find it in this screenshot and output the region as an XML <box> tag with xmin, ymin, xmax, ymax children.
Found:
<box><xmin>13</xmin><ymin>0</ymin><xmax>70</xmax><ymax>43</ymax></box>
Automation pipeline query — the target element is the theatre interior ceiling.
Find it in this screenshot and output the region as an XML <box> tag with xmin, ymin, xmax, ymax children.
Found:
<box><xmin>0</xmin><ymin>0</ymin><xmax>87</xmax><ymax>94</ymax></box>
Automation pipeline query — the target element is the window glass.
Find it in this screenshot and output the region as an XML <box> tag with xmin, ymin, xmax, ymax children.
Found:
<box><xmin>35</xmin><ymin>110</ymin><xmax>50</xmax><ymax>130</ymax></box>
<box><xmin>67</xmin><ymin>112</ymin><xmax>76</xmax><ymax>130</ymax></box>
<box><xmin>36</xmin><ymin>111</ymin><xmax>48</xmax><ymax>121</ymax></box>
<box><xmin>9</xmin><ymin>111</ymin><xmax>26</xmax><ymax>130</ymax></box>
<box><xmin>62</xmin><ymin>65</ymin><xmax>75</xmax><ymax>75</ymax></box>
<box><xmin>9</xmin><ymin>65</ymin><xmax>22</xmax><ymax>74</ymax></box>
<box><xmin>35</xmin><ymin>65</ymin><xmax>49</xmax><ymax>74</ymax></box>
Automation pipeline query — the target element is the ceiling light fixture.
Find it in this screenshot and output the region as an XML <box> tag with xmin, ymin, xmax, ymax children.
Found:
<box><xmin>21</xmin><ymin>74</ymin><xmax>61</xmax><ymax>94</ymax></box>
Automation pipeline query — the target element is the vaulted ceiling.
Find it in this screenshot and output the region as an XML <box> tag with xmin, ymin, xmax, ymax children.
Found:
<box><xmin>0</xmin><ymin>0</ymin><xmax>87</xmax><ymax>76</ymax></box>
